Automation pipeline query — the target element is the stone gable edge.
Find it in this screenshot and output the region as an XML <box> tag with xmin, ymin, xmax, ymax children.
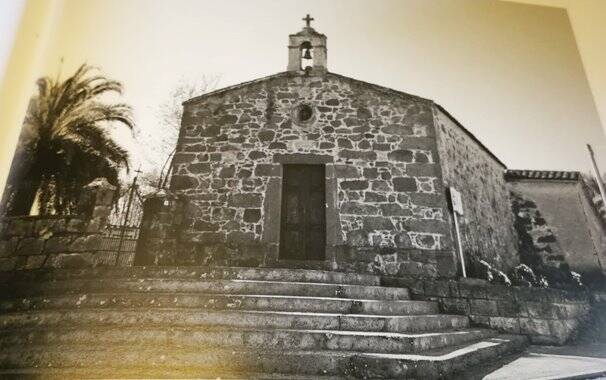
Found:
<box><xmin>182</xmin><ymin>71</ymin><xmax>508</xmax><ymax>172</ymax></box>
<box><xmin>433</xmin><ymin>104</ymin><xmax>507</xmax><ymax>169</ymax></box>
<box><xmin>182</xmin><ymin>71</ymin><xmax>432</xmax><ymax>106</ymax></box>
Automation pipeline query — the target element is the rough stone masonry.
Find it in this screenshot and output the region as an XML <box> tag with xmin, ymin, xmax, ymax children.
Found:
<box><xmin>162</xmin><ymin>23</ymin><xmax>519</xmax><ymax>278</ymax></box>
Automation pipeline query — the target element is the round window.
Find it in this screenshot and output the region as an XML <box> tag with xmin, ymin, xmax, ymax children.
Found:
<box><xmin>294</xmin><ymin>104</ymin><xmax>314</xmax><ymax>124</ymax></box>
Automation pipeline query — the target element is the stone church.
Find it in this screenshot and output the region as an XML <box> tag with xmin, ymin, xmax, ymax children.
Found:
<box><xmin>1</xmin><ymin>16</ymin><xmax>605</xmax><ymax>378</ymax></box>
<box><xmin>129</xmin><ymin>16</ymin><xmax>606</xmax><ymax>281</ymax></box>
<box><xmin>157</xmin><ymin>19</ymin><xmax>523</xmax><ymax>278</ymax></box>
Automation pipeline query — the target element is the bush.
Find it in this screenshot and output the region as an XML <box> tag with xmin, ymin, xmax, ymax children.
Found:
<box><xmin>469</xmin><ymin>257</ymin><xmax>584</xmax><ymax>290</ymax></box>
<box><xmin>509</xmin><ymin>263</ymin><xmax>583</xmax><ymax>290</ymax></box>
<box><xmin>510</xmin><ymin>264</ymin><xmax>548</xmax><ymax>287</ymax></box>
<box><xmin>471</xmin><ymin>258</ymin><xmax>512</xmax><ymax>286</ymax></box>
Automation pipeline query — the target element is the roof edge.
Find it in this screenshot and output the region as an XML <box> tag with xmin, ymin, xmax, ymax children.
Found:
<box><xmin>326</xmin><ymin>72</ymin><xmax>432</xmax><ymax>103</ymax></box>
<box><xmin>434</xmin><ymin>104</ymin><xmax>507</xmax><ymax>169</ymax></box>
<box><xmin>505</xmin><ymin>169</ymin><xmax>581</xmax><ymax>182</ymax></box>
<box><xmin>182</xmin><ymin>72</ymin><xmax>291</xmax><ymax>105</ymax></box>
<box><xmin>182</xmin><ymin>71</ymin><xmax>434</xmax><ymax>106</ymax></box>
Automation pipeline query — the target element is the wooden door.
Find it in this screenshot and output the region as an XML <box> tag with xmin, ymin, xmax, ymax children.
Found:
<box><xmin>279</xmin><ymin>164</ymin><xmax>326</xmax><ymax>260</ymax></box>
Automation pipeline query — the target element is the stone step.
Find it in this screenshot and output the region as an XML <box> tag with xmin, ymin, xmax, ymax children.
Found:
<box><xmin>0</xmin><ymin>326</ymin><xmax>495</xmax><ymax>354</ymax></box>
<box><xmin>0</xmin><ymin>266</ymin><xmax>381</xmax><ymax>286</ymax></box>
<box><xmin>343</xmin><ymin>334</ymin><xmax>528</xmax><ymax>378</ymax></box>
<box><xmin>0</xmin><ymin>368</ymin><xmax>341</xmax><ymax>380</ymax></box>
<box><xmin>0</xmin><ymin>292</ymin><xmax>437</xmax><ymax>315</ymax></box>
<box><xmin>0</xmin><ymin>335</ymin><xmax>528</xmax><ymax>379</ymax></box>
<box><xmin>1</xmin><ymin>278</ymin><xmax>410</xmax><ymax>301</ymax></box>
<box><xmin>0</xmin><ymin>308</ymin><xmax>470</xmax><ymax>333</ymax></box>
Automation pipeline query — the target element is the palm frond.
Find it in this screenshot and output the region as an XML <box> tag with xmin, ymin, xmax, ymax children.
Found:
<box><xmin>5</xmin><ymin>63</ymin><xmax>134</xmax><ymax>215</ymax></box>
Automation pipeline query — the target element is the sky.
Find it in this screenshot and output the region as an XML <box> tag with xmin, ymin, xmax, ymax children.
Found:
<box><xmin>0</xmin><ymin>0</ymin><xmax>24</xmax><ymax>84</ymax></box>
<box><xmin>6</xmin><ymin>0</ymin><xmax>606</xmax><ymax>176</ymax></box>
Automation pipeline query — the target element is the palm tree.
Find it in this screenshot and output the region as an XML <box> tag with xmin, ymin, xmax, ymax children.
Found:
<box><xmin>1</xmin><ymin>64</ymin><xmax>134</xmax><ymax>216</ymax></box>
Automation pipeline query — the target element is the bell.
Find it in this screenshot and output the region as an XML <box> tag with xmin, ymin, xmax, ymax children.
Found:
<box><xmin>303</xmin><ymin>48</ymin><xmax>312</xmax><ymax>59</ymax></box>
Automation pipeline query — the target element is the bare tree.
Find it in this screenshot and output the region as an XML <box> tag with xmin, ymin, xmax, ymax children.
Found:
<box><xmin>136</xmin><ymin>75</ymin><xmax>220</xmax><ymax>190</ymax></box>
<box><xmin>160</xmin><ymin>75</ymin><xmax>221</xmax><ymax>133</ymax></box>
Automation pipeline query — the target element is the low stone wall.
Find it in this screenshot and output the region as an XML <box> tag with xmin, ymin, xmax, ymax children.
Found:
<box><xmin>577</xmin><ymin>291</ymin><xmax>606</xmax><ymax>343</ymax></box>
<box><xmin>0</xmin><ymin>178</ymin><xmax>134</xmax><ymax>271</ymax></box>
<box><xmin>384</xmin><ymin>276</ymin><xmax>591</xmax><ymax>345</ymax></box>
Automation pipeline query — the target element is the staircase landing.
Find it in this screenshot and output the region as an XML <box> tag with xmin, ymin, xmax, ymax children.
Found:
<box><xmin>0</xmin><ymin>266</ymin><xmax>527</xmax><ymax>378</ymax></box>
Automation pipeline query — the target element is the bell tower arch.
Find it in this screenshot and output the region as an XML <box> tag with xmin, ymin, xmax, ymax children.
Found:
<box><xmin>287</xmin><ymin>14</ymin><xmax>327</xmax><ymax>74</ymax></box>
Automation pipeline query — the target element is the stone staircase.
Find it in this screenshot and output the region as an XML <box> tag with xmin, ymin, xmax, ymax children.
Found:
<box><xmin>0</xmin><ymin>267</ymin><xmax>527</xmax><ymax>379</ymax></box>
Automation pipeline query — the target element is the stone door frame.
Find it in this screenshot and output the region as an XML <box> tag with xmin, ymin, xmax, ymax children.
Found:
<box><xmin>262</xmin><ymin>153</ymin><xmax>340</xmax><ymax>267</ymax></box>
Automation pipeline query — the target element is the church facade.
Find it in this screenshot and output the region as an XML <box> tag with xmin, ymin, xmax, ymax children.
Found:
<box><xmin>2</xmin><ymin>17</ymin><xmax>606</xmax><ymax>379</ymax></box>
<box><xmin>164</xmin><ymin>21</ymin><xmax>521</xmax><ymax>278</ymax></box>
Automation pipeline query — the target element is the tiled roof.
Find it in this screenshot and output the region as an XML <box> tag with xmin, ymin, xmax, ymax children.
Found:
<box><xmin>505</xmin><ymin>169</ymin><xmax>580</xmax><ymax>181</ymax></box>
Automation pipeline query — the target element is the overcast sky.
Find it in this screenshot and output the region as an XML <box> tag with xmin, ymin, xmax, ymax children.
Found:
<box><xmin>29</xmin><ymin>0</ymin><xmax>606</xmax><ymax>174</ymax></box>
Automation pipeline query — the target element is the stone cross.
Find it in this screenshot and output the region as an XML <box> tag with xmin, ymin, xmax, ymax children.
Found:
<box><xmin>303</xmin><ymin>14</ymin><xmax>314</xmax><ymax>27</ymax></box>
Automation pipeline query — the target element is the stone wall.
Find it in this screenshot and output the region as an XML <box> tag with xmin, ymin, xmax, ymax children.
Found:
<box><xmin>585</xmin><ymin>179</ymin><xmax>606</xmax><ymax>227</ymax></box>
<box><xmin>433</xmin><ymin>106</ymin><xmax>518</xmax><ymax>273</ymax></box>
<box><xmin>170</xmin><ymin>73</ymin><xmax>456</xmax><ymax>277</ymax></box>
<box><xmin>580</xmin><ymin>291</ymin><xmax>606</xmax><ymax>343</ymax></box>
<box><xmin>508</xmin><ymin>176</ymin><xmax>606</xmax><ymax>276</ymax></box>
<box><xmin>0</xmin><ymin>178</ymin><xmax>133</xmax><ymax>271</ymax></box>
<box><xmin>510</xmin><ymin>191</ymin><xmax>568</xmax><ymax>270</ymax></box>
<box><xmin>134</xmin><ymin>190</ymin><xmax>185</xmax><ymax>266</ymax></box>
<box><xmin>385</xmin><ymin>276</ymin><xmax>591</xmax><ymax>345</ymax></box>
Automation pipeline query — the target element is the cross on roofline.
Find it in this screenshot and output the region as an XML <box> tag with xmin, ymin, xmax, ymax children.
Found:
<box><xmin>303</xmin><ymin>14</ymin><xmax>314</xmax><ymax>27</ymax></box>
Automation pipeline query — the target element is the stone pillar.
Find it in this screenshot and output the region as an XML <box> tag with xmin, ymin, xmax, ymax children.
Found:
<box><xmin>134</xmin><ymin>189</ymin><xmax>184</xmax><ymax>266</ymax></box>
<box><xmin>78</xmin><ymin>178</ymin><xmax>116</xmax><ymax>232</ymax></box>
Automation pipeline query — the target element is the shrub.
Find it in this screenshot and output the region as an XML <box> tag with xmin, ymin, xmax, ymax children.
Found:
<box><xmin>472</xmin><ymin>259</ymin><xmax>512</xmax><ymax>286</ymax></box>
<box><xmin>510</xmin><ymin>264</ymin><xmax>548</xmax><ymax>287</ymax></box>
<box><xmin>509</xmin><ymin>263</ymin><xmax>584</xmax><ymax>290</ymax></box>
